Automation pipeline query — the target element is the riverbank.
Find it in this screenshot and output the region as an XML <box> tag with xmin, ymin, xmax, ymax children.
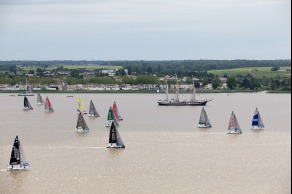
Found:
<box><xmin>1</xmin><ymin>89</ymin><xmax>290</xmax><ymax>94</ymax></box>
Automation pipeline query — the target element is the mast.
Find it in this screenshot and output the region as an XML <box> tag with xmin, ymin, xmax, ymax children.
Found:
<box><xmin>165</xmin><ymin>80</ymin><xmax>169</xmax><ymax>102</ymax></box>
<box><xmin>176</xmin><ymin>76</ymin><xmax>179</xmax><ymax>102</ymax></box>
<box><xmin>191</xmin><ymin>78</ymin><xmax>196</xmax><ymax>102</ymax></box>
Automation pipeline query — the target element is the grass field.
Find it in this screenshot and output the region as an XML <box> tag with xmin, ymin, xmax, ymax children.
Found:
<box><xmin>208</xmin><ymin>66</ymin><xmax>291</xmax><ymax>78</ymax></box>
<box><xmin>20</xmin><ymin>65</ymin><xmax>122</xmax><ymax>72</ymax></box>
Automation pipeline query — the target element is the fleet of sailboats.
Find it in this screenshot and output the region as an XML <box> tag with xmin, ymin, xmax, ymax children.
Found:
<box><xmin>23</xmin><ymin>96</ymin><xmax>33</xmax><ymax>110</ymax></box>
<box><xmin>88</xmin><ymin>100</ymin><xmax>100</xmax><ymax>118</ymax></box>
<box><xmin>7</xmin><ymin>136</ymin><xmax>30</xmax><ymax>171</ymax></box>
<box><xmin>5</xmin><ymin>94</ymin><xmax>268</xmax><ymax>171</ymax></box>
<box><xmin>76</xmin><ymin>112</ymin><xmax>89</xmax><ymax>132</ymax></box>
<box><xmin>251</xmin><ymin>108</ymin><xmax>265</xmax><ymax>129</ymax></box>
<box><xmin>197</xmin><ymin>107</ymin><xmax>212</xmax><ymax>128</ymax></box>
<box><xmin>77</xmin><ymin>97</ymin><xmax>87</xmax><ymax>114</ymax></box>
<box><xmin>44</xmin><ymin>96</ymin><xmax>54</xmax><ymax>112</ymax></box>
<box><xmin>226</xmin><ymin>111</ymin><xmax>242</xmax><ymax>134</ymax></box>
<box><xmin>107</xmin><ymin>122</ymin><xmax>125</xmax><ymax>148</ymax></box>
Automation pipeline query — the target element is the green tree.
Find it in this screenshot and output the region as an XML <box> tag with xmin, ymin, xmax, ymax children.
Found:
<box><xmin>212</xmin><ymin>77</ymin><xmax>221</xmax><ymax>89</ymax></box>
<box><xmin>227</xmin><ymin>77</ymin><xmax>237</xmax><ymax>89</ymax></box>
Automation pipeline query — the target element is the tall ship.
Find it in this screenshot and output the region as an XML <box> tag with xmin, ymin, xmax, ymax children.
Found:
<box><xmin>157</xmin><ymin>79</ymin><xmax>212</xmax><ymax>106</ymax></box>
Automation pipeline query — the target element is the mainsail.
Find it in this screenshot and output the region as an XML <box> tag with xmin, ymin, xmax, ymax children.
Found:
<box><xmin>88</xmin><ymin>100</ymin><xmax>100</xmax><ymax>117</ymax></box>
<box><xmin>227</xmin><ymin>111</ymin><xmax>242</xmax><ymax>134</ymax></box>
<box><xmin>44</xmin><ymin>96</ymin><xmax>54</xmax><ymax>112</ymax></box>
<box><xmin>198</xmin><ymin>107</ymin><xmax>212</xmax><ymax>128</ymax></box>
<box><xmin>76</xmin><ymin>112</ymin><xmax>89</xmax><ymax>132</ymax></box>
<box><xmin>8</xmin><ymin>136</ymin><xmax>30</xmax><ymax>171</ymax></box>
<box><xmin>37</xmin><ymin>93</ymin><xmax>45</xmax><ymax>105</ymax></box>
<box><xmin>106</xmin><ymin>106</ymin><xmax>119</xmax><ymax>127</ymax></box>
<box><xmin>77</xmin><ymin>97</ymin><xmax>87</xmax><ymax>114</ymax></box>
<box><xmin>113</xmin><ymin>101</ymin><xmax>123</xmax><ymax>121</ymax></box>
<box><xmin>251</xmin><ymin>108</ymin><xmax>265</xmax><ymax>129</ymax></box>
<box><xmin>107</xmin><ymin>122</ymin><xmax>125</xmax><ymax>148</ymax></box>
<box><xmin>23</xmin><ymin>96</ymin><xmax>33</xmax><ymax>110</ymax></box>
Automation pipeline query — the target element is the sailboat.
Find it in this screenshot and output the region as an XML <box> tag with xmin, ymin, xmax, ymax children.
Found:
<box><xmin>7</xmin><ymin>136</ymin><xmax>30</xmax><ymax>171</ymax></box>
<box><xmin>113</xmin><ymin>101</ymin><xmax>123</xmax><ymax>121</ymax></box>
<box><xmin>105</xmin><ymin>106</ymin><xmax>119</xmax><ymax>128</ymax></box>
<box><xmin>197</xmin><ymin>107</ymin><xmax>212</xmax><ymax>128</ymax></box>
<box><xmin>107</xmin><ymin>122</ymin><xmax>125</xmax><ymax>148</ymax></box>
<box><xmin>251</xmin><ymin>108</ymin><xmax>265</xmax><ymax>129</ymax></box>
<box><xmin>44</xmin><ymin>96</ymin><xmax>54</xmax><ymax>112</ymax></box>
<box><xmin>226</xmin><ymin>111</ymin><xmax>242</xmax><ymax>134</ymax></box>
<box><xmin>157</xmin><ymin>78</ymin><xmax>212</xmax><ymax>106</ymax></box>
<box><xmin>77</xmin><ymin>97</ymin><xmax>87</xmax><ymax>114</ymax></box>
<box><xmin>88</xmin><ymin>100</ymin><xmax>100</xmax><ymax>118</ymax></box>
<box><xmin>18</xmin><ymin>78</ymin><xmax>34</xmax><ymax>96</ymax></box>
<box><xmin>37</xmin><ymin>93</ymin><xmax>45</xmax><ymax>105</ymax></box>
<box><xmin>23</xmin><ymin>96</ymin><xmax>33</xmax><ymax>110</ymax></box>
<box><xmin>76</xmin><ymin>112</ymin><xmax>89</xmax><ymax>132</ymax></box>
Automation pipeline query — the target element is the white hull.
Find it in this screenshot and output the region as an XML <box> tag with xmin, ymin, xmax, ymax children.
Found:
<box><xmin>75</xmin><ymin>128</ymin><xmax>89</xmax><ymax>133</ymax></box>
<box><xmin>77</xmin><ymin>110</ymin><xmax>87</xmax><ymax>114</ymax></box>
<box><xmin>107</xmin><ymin>143</ymin><xmax>125</xmax><ymax>149</ymax></box>
<box><xmin>197</xmin><ymin>124</ymin><xmax>212</xmax><ymax>128</ymax></box>
<box><xmin>23</xmin><ymin>107</ymin><xmax>31</xmax><ymax>110</ymax></box>
<box><xmin>251</xmin><ymin>126</ymin><xmax>264</xmax><ymax>130</ymax></box>
<box><xmin>7</xmin><ymin>165</ymin><xmax>30</xmax><ymax>171</ymax></box>
<box><xmin>226</xmin><ymin>130</ymin><xmax>242</xmax><ymax>134</ymax></box>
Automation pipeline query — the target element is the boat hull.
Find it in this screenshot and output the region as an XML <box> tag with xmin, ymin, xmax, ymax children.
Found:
<box><xmin>158</xmin><ymin>101</ymin><xmax>209</xmax><ymax>106</ymax></box>
<box><xmin>18</xmin><ymin>94</ymin><xmax>34</xmax><ymax>96</ymax></box>
<box><xmin>226</xmin><ymin>131</ymin><xmax>242</xmax><ymax>134</ymax></box>
<box><xmin>197</xmin><ymin>124</ymin><xmax>212</xmax><ymax>128</ymax></box>
<box><xmin>7</xmin><ymin>165</ymin><xmax>30</xmax><ymax>171</ymax></box>
<box><xmin>251</xmin><ymin>126</ymin><xmax>265</xmax><ymax>130</ymax></box>
<box><xmin>107</xmin><ymin>143</ymin><xmax>125</xmax><ymax>149</ymax></box>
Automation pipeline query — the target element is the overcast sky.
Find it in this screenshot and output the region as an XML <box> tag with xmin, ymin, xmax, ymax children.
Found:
<box><xmin>0</xmin><ymin>0</ymin><xmax>291</xmax><ymax>60</ymax></box>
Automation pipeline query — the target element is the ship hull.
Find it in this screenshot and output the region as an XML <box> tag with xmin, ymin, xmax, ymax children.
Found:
<box><xmin>158</xmin><ymin>101</ymin><xmax>209</xmax><ymax>106</ymax></box>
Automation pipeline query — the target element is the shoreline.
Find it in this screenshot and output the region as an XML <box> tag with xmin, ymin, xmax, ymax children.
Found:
<box><xmin>1</xmin><ymin>89</ymin><xmax>290</xmax><ymax>94</ymax></box>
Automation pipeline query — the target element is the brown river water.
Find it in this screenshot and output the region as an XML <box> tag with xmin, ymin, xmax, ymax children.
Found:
<box><xmin>0</xmin><ymin>92</ymin><xmax>291</xmax><ymax>194</ymax></box>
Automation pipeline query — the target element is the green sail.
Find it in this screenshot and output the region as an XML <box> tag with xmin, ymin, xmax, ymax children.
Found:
<box><xmin>107</xmin><ymin>107</ymin><xmax>114</xmax><ymax>121</ymax></box>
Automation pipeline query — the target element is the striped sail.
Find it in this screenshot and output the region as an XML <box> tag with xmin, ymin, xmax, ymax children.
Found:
<box><xmin>227</xmin><ymin>111</ymin><xmax>242</xmax><ymax>134</ymax></box>
<box><xmin>251</xmin><ymin>108</ymin><xmax>265</xmax><ymax>129</ymax></box>
<box><xmin>198</xmin><ymin>107</ymin><xmax>212</xmax><ymax>128</ymax></box>
<box><xmin>88</xmin><ymin>100</ymin><xmax>100</xmax><ymax>117</ymax></box>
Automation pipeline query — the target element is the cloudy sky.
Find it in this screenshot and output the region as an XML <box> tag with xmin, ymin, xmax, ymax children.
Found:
<box><xmin>0</xmin><ymin>0</ymin><xmax>290</xmax><ymax>60</ymax></box>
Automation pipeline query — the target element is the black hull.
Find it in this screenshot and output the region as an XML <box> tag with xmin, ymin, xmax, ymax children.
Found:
<box><xmin>158</xmin><ymin>101</ymin><xmax>209</xmax><ymax>106</ymax></box>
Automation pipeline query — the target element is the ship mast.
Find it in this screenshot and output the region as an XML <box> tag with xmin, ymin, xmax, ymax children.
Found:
<box><xmin>176</xmin><ymin>76</ymin><xmax>179</xmax><ymax>102</ymax></box>
<box><xmin>165</xmin><ymin>80</ymin><xmax>169</xmax><ymax>102</ymax></box>
<box><xmin>191</xmin><ymin>78</ymin><xmax>196</xmax><ymax>102</ymax></box>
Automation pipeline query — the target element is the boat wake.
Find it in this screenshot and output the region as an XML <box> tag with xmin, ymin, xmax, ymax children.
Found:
<box><xmin>48</xmin><ymin>146</ymin><xmax>105</xmax><ymax>150</ymax></box>
<box><xmin>0</xmin><ymin>169</ymin><xmax>7</xmax><ymax>172</ymax></box>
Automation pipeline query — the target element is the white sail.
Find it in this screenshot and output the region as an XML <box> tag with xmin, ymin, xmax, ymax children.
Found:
<box><xmin>19</xmin><ymin>141</ymin><xmax>30</xmax><ymax>169</ymax></box>
<box><xmin>227</xmin><ymin>111</ymin><xmax>242</xmax><ymax>134</ymax></box>
<box><xmin>198</xmin><ymin>107</ymin><xmax>212</xmax><ymax>128</ymax></box>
